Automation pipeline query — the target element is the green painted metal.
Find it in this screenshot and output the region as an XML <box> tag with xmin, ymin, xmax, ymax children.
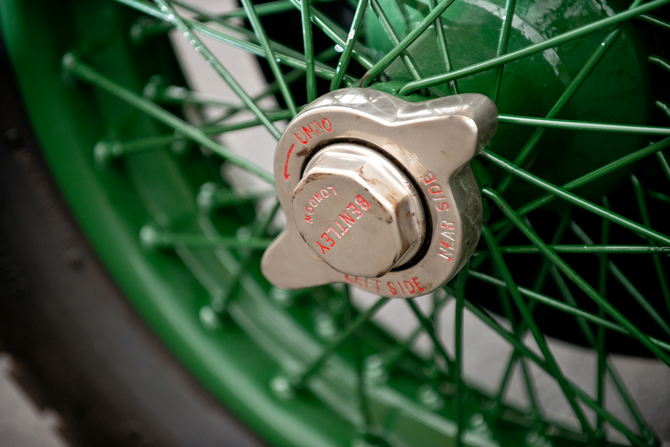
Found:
<box><xmin>2</xmin><ymin>0</ymin><xmax>669</xmax><ymax>445</ymax></box>
<box><xmin>396</xmin><ymin>0</ymin><xmax>670</xmax><ymax>94</ymax></box>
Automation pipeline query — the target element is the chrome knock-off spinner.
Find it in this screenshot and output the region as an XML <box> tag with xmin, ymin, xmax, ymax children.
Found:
<box><xmin>262</xmin><ymin>89</ymin><xmax>497</xmax><ymax>298</ymax></box>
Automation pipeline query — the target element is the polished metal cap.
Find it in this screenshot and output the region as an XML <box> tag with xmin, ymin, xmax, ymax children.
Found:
<box><xmin>262</xmin><ymin>89</ymin><xmax>498</xmax><ymax>297</ymax></box>
<box><xmin>293</xmin><ymin>144</ymin><xmax>425</xmax><ymax>278</ymax></box>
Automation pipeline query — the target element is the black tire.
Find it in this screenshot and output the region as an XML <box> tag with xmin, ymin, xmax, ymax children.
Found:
<box><xmin>0</xmin><ymin>34</ymin><xmax>264</xmax><ymax>447</ymax></box>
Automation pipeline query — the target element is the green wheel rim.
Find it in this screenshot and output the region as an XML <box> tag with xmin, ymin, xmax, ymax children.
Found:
<box><xmin>2</xmin><ymin>0</ymin><xmax>670</xmax><ymax>445</ymax></box>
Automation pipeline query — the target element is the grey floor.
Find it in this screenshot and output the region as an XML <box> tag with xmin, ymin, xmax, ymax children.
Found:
<box><xmin>2</xmin><ymin>1</ymin><xmax>670</xmax><ymax>445</ymax></box>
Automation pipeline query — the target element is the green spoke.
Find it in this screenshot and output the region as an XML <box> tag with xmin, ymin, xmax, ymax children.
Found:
<box><xmin>288</xmin><ymin>0</ymin><xmax>375</xmax><ymax>70</ymax></box>
<box><xmin>96</xmin><ymin>109</ymin><xmax>293</xmax><ymax>164</ymax></box>
<box><xmin>647</xmin><ymin>189</ymin><xmax>670</xmax><ymax>204</ymax></box>
<box><xmin>139</xmin><ymin>225</ymin><xmax>273</xmax><ymax>250</ymax></box>
<box><xmin>430</xmin><ymin>0</ymin><xmax>459</xmax><ymax>95</ymax></box>
<box><xmin>398</xmin><ymin>0</ymin><xmax>667</xmax><ymax>94</ymax></box>
<box><xmin>658</xmin><ymin>100</ymin><xmax>670</xmax><ymax>120</ymax></box>
<box><xmin>648</xmin><ymin>55</ymin><xmax>670</xmax><ymax>74</ymax></box>
<box><xmin>497</xmin><ymin>114</ymin><xmax>670</xmax><ymax>135</ymax></box>
<box><xmin>131</xmin><ymin>0</ymin><xmax>298</xmax><ymax>40</ymax></box>
<box><xmin>368</xmin><ymin>0</ymin><xmax>422</xmax><ymax>81</ymax></box>
<box><xmin>490</xmin><ymin>0</ymin><xmax>516</xmax><ymax>103</ymax></box>
<box><xmin>381</xmin><ymin>294</ymin><xmax>451</xmax><ymax>373</ymax></box>
<box><xmin>546</xmin><ymin>264</ymin><xmax>650</xmax><ymax>436</ymax></box>
<box><xmin>342</xmin><ymin>286</ymin><xmax>374</xmax><ymax>434</ymax></box>
<box><xmin>454</xmin><ymin>267</ymin><xmax>467</xmax><ymax>445</ymax></box>
<box><xmin>481</xmin><ymin>150</ymin><xmax>670</xmax><ymax>246</ymax></box>
<box><xmin>482</xmin><ymin>228</ymin><xmax>595</xmax><ymax>439</ymax></box>
<box><xmin>463</xmin><ymin>299</ymin><xmax>648</xmax><ymax>447</ymax></box>
<box><xmin>638</xmin><ymin>13</ymin><xmax>670</xmax><ymax>30</ymax></box>
<box><xmin>197</xmin><ymin>183</ymin><xmax>276</xmax><ymax>212</ymax></box>
<box><xmin>145</xmin><ymin>81</ymin><xmax>279</xmax><ymax>112</ymax></box>
<box><xmin>330</xmin><ymin>0</ymin><xmax>370</xmax><ymax>90</ymax></box>
<box><xmin>300</xmin><ymin>0</ymin><xmax>317</xmax><ymax>102</ymax></box>
<box><xmin>596</xmin><ymin>202</ymin><xmax>609</xmax><ymax>440</ymax></box>
<box><xmin>489</xmin><ymin>138</ymin><xmax>670</xmax><ymax>232</ymax></box>
<box><xmin>657</xmin><ymin>150</ymin><xmax>670</xmax><ymax>182</ymax></box>
<box><xmin>495</xmin><ymin>0</ymin><xmax>644</xmax><ymax>192</ymax></box>
<box><xmin>292</xmin><ymin>296</ymin><xmax>391</xmax><ymax>388</ymax></box>
<box><xmin>492</xmin><ymin>211</ymin><xmax>571</xmax><ymax>417</ymax></box>
<box><xmin>491</xmin><ymin>245</ymin><xmax>670</xmax><ymax>254</ymax></box>
<box><xmin>63</xmin><ymin>54</ymin><xmax>274</xmax><ymax>184</ymax></box>
<box><xmin>482</xmin><ymin>188</ymin><xmax>670</xmax><ymax>366</ymax></box>
<box><xmin>117</xmin><ymin>0</ymin><xmax>353</xmax><ymax>84</ymax></box>
<box><xmin>153</xmin><ymin>0</ymin><xmax>283</xmax><ymax>139</ymax></box>
<box><xmin>406</xmin><ymin>299</ymin><xmax>455</xmax><ymax>376</ymax></box>
<box><xmin>568</xmin><ymin>219</ymin><xmax>670</xmax><ymax>339</ymax></box>
<box><xmin>240</xmin><ymin>0</ymin><xmax>298</xmax><ymax>116</ymax></box>
<box><xmin>360</xmin><ymin>0</ymin><xmax>456</xmax><ymax>86</ymax></box>
<box><xmin>203</xmin><ymin>46</ymin><xmax>338</xmax><ymax>127</ymax></box>
<box><xmin>631</xmin><ymin>175</ymin><xmax>670</xmax><ymax>318</ymax></box>
<box><xmin>211</xmin><ymin>201</ymin><xmax>281</xmax><ymax>314</ymax></box>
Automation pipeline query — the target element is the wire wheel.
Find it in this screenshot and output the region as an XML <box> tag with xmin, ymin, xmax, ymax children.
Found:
<box><xmin>2</xmin><ymin>0</ymin><xmax>670</xmax><ymax>445</ymax></box>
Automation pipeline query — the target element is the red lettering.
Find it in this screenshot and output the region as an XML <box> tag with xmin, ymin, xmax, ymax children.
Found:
<box><xmin>327</xmin><ymin>227</ymin><xmax>341</xmax><ymax>239</ymax></box>
<box><xmin>344</xmin><ymin>274</ymin><xmax>355</xmax><ymax>285</ymax></box>
<box><xmin>335</xmin><ymin>221</ymin><xmax>349</xmax><ymax>236</ymax></box>
<box><xmin>355</xmin><ymin>195</ymin><xmax>370</xmax><ymax>210</ymax></box>
<box><xmin>403</xmin><ymin>281</ymin><xmax>416</xmax><ymax>294</ymax></box>
<box><xmin>387</xmin><ymin>282</ymin><xmax>398</xmax><ymax>295</ymax></box>
<box><xmin>436</xmin><ymin>202</ymin><xmax>449</xmax><ymax>211</ymax></box>
<box><xmin>438</xmin><ymin>252</ymin><xmax>452</xmax><ymax>261</ymax></box>
<box><xmin>316</xmin><ymin>240</ymin><xmax>330</xmax><ymax>254</ymax></box>
<box><xmin>355</xmin><ymin>276</ymin><xmax>364</xmax><ymax>287</ymax></box>
<box><xmin>313</xmin><ymin>193</ymin><xmax>323</xmax><ymax>202</ymax></box>
<box><xmin>309</xmin><ymin>198</ymin><xmax>318</xmax><ymax>207</ymax></box>
<box><xmin>429</xmin><ymin>185</ymin><xmax>443</xmax><ymax>195</ymax></box>
<box><xmin>305</xmin><ymin>206</ymin><xmax>314</xmax><ymax>215</ymax></box>
<box><xmin>320</xmin><ymin>188</ymin><xmax>329</xmax><ymax>198</ymax></box>
<box><xmin>340</xmin><ymin>212</ymin><xmax>355</xmax><ymax>227</ymax></box>
<box><xmin>302</xmin><ymin>124</ymin><xmax>314</xmax><ymax>139</ymax></box>
<box><xmin>440</xmin><ymin>239</ymin><xmax>453</xmax><ymax>249</ymax></box>
<box><xmin>374</xmin><ymin>280</ymin><xmax>381</xmax><ymax>294</ymax></box>
<box><xmin>398</xmin><ymin>281</ymin><xmax>406</xmax><ymax>294</ymax></box>
<box><xmin>412</xmin><ymin>277</ymin><xmax>426</xmax><ymax>292</ymax></box>
<box><xmin>322</xmin><ymin>118</ymin><xmax>332</xmax><ymax>132</ymax></box>
<box><xmin>441</xmin><ymin>221</ymin><xmax>455</xmax><ymax>230</ymax></box>
<box><xmin>311</xmin><ymin>121</ymin><xmax>323</xmax><ymax>134</ymax></box>
<box><xmin>304</xmin><ymin>215</ymin><xmax>313</xmax><ymax>224</ymax></box>
<box><xmin>295</xmin><ymin>131</ymin><xmax>308</xmax><ymax>144</ymax></box>
<box><xmin>346</xmin><ymin>203</ymin><xmax>362</xmax><ymax>219</ymax></box>
<box><xmin>421</xmin><ymin>173</ymin><xmax>436</xmax><ymax>185</ymax></box>
<box><xmin>328</xmin><ymin>186</ymin><xmax>337</xmax><ymax>195</ymax></box>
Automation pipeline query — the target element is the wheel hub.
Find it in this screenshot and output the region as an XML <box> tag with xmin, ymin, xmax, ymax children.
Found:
<box><xmin>262</xmin><ymin>88</ymin><xmax>498</xmax><ymax>296</ymax></box>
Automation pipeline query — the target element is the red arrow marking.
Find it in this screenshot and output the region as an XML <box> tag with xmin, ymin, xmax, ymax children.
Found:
<box><xmin>283</xmin><ymin>144</ymin><xmax>294</xmax><ymax>180</ymax></box>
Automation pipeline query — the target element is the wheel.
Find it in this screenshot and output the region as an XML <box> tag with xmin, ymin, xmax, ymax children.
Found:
<box><xmin>0</xmin><ymin>0</ymin><xmax>669</xmax><ymax>446</ymax></box>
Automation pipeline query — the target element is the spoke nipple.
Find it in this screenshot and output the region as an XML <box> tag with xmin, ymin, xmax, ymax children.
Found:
<box><xmin>61</xmin><ymin>52</ymin><xmax>78</xmax><ymax>73</ymax></box>
<box><xmin>143</xmin><ymin>75</ymin><xmax>168</xmax><ymax>101</ymax></box>
<box><xmin>524</xmin><ymin>431</ymin><xmax>552</xmax><ymax>447</ymax></box>
<box><xmin>363</xmin><ymin>354</ymin><xmax>387</xmax><ymax>383</ymax></box>
<box><xmin>417</xmin><ymin>384</ymin><xmax>444</xmax><ymax>410</ymax></box>
<box><xmin>199</xmin><ymin>305</ymin><xmax>222</xmax><ymax>330</ymax></box>
<box><xmin>269</xmin><ymin>375</ymin><xmax>296</xmax><ymax>400</ymax></box>
<box><xmin>171</xmin><ymin>138</ymin><xmax>190</xmax><ymax>156</ymax></box>
<box><xmin>139</xmin><ymin>225</ymin><xmax>162</xmax><ymax>250</ymax></box>
<box><xmin>93</xmin><ymin>140</ymin><xmax>118</xmax><ymax>168</ymax></box>
<box><xmin>315</xmin><ymin>311</ymin><xmax>338</xmax><ymax>341</ymax></box>
<box><xmin>196</xmin><ymin>182</ymin><xmax>220</xmax><ymax>212</ymax></box>
<box><xmin>270</xmin><ymin>287</ymin><xmax>296</xmax><ymax>306</ymax></box>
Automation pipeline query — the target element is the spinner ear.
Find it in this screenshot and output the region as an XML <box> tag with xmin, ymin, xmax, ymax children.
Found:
<box><xmin>262</xmin><ymin>89</ymin><xmax>497</xmax><ymax>297</ymax></box>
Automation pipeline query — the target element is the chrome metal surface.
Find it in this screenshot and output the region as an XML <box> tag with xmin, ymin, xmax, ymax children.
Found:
<box><xmin>262</xmin><ymin>88</ymin><xmax>497</xmax><ymax>297</ymax></box>
<box><xmin>293</xmin><ymin>143</ymin><xmax>425</xmax><ymax>278</ymax></box>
